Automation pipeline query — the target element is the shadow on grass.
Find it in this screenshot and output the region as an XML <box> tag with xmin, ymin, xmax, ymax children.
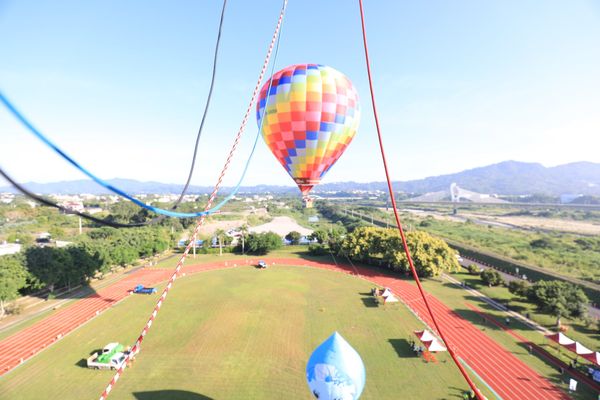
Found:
<box><xmin>75</xmin><ymin>358</ymin><xmax>88</xmax><ymax>368</ymax></box>
<box><xmin>442</xmin><ymin>277</ymin><xmax>482</xmax><ymax>290</ymax></box>
<box><xmin>388</xmin><ymin>338</ymin><xmax>415</xmax><ymax>358</ymax></box>
<box><xmin>134</xmin><ymin>390</ymin><xmax>214</xmax><ymax>400</ymax></box>
<box><xmin>447</xmin><ymin>385</ymin><xmax>471</xmax><ymax>399</ymax></box>
<box><xmin>450</xmin><ymin>308</ymin><xmax>503</xmax><ymax>331</ymax></box>
<box><xmin>361</xmin><ymin>296</ymin><xmax>379</xmax><ymax>308</ymax></box>
<box><xmin>76</xmin><ymin>348</ymin><xmax>103</xmax><ymax>368</ymax></box>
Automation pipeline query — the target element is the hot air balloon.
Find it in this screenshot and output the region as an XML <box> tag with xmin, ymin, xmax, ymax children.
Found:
<box><xmin>257</xmin><ymin>64</ymin><xmax>360</xmax><ymax>206</ymax></box>
<box><xmin>306</xmin><ymin>332</ymin><xmax>366</xmax><ymax>400</ymax></box>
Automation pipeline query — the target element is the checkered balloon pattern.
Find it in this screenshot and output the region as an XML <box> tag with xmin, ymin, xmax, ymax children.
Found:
<box><xmin>257</xmin><ymin>64</ymin><xmax>360</xmax><ymax>195</ymax></box>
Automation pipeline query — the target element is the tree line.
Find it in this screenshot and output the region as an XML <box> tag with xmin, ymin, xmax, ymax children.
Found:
<box><xmin>0</xmin><ymin>226</ymin><xmax>171</xmax><ymax>316</ymax></box>
<box><xmin>470</xmin><ymin>267</ymin><xmax>589</xmax><ymax>327</ymax></box>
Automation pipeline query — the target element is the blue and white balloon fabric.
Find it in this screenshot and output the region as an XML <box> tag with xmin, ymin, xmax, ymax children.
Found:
<box><xmin>306</xmin><ymin>331</ymin><xmax>366</xmax><ymax>400</ymax></box>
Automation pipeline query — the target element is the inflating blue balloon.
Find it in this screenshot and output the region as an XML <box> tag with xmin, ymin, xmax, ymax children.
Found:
<box><xmin>306</xmin><ymin>331</ymin><xmax>366</xmax><ymax>400</ymax></box>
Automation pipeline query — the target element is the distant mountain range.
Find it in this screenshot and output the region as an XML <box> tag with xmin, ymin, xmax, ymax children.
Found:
<box><xmin>2</xmin><ymin>161</ymin><xmax>600</xmax><ymax>196</ymax></box>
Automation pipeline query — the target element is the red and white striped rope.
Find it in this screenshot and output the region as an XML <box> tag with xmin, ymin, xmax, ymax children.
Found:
<box><xmin>98</xmin><ymin>2</ymin><xmax>288</xmax><ymax>398</ymax></box>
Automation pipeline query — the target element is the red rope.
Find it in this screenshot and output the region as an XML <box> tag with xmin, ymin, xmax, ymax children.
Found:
<box><xmin>98</xmin><ymin>1</ymin><xmax>288</xmax><ymax>398</ymax></box>
<box><xmin>357</xmin><ymin>1</ymin><xmax>483</xmax><ymax>398</ymax></box>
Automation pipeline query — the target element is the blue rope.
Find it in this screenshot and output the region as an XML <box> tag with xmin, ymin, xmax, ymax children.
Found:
<box><xmin>0</xmin><ymin>18</ymin><xmax>283</xmax><ymax>218</ymax></box>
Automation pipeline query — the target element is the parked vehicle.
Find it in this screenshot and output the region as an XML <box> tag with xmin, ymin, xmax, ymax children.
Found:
<box><xmin>87</xmin><ymin>343</ymin><xmax>128</xmax><ymax>370</ymax></box>
<box><xmin>257</xmin><ymin>260</ymin><xmax>267</xmax><ymax>269</ymax></box>
<box><xmin>132</xmin><ymin>284</ymin><xmax>157</xmax><ymax>294</ymax></box>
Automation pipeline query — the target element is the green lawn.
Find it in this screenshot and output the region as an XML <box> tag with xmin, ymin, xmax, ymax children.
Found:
<box><xmin>0</xmin><ymin>265</ymin><xmax>486</xmax><ymax>400</ymax></box>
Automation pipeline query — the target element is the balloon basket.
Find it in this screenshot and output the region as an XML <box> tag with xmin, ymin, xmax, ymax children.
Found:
<box><xmin>303</xmin><ymin>196</ymin><xmax>314</xmax><ymax>208</ymax></box>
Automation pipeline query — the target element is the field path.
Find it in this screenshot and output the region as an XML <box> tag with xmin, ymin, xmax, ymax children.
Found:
<box><xmin>0</xmin><ymin>257</ymin><xmax>569</xmax><ymax>400</ymax></box>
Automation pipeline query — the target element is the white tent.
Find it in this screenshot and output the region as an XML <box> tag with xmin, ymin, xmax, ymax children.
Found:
<box><xmin>383</xmin><ymin>294</ymin><xmax>399</xmax><ymax>303</ymax></box>
<box><xmin>414</xmin><ymin>330</ymin><xmax>447</xmax><ymax>352</ymax></box>
<box><xmin>414</xmin><ymin>330</ymin><xmax>436</xmax><ymax>342</ymax></box>
<box><xmin>381</xmin><ymin>288</ymin><xmax>392</xmax><ymax>297</ymax></box>
<box><xmin>583</xmin><ymin>352</ymin><xmax>600</xmax><ymax>366</ymax></box>
<box><xmin>566</xmin><ymin>342</ymin><xmax>594</xmax><ymax>356</ymax></box>
<box><xmin>423</xmin><ymin>339</ymin><xmax>447</xmax><ymax>352</ymax></box>
<box><xmin>546</xmin><ymin>332</ymin><xmax>575</xmax><ymax>346</ymax></box>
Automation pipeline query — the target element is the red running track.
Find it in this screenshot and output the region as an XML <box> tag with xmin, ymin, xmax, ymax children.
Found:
<box><xmin>0</xmin><ymin>258</ymin><xmax>570</xmax><ymax>400</ymax></box>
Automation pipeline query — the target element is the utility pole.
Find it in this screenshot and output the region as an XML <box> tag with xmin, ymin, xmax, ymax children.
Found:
<box><xmin>78</xmin><ymin>216</ymin><xmax>82</xmax><ymax>235</ymax></box>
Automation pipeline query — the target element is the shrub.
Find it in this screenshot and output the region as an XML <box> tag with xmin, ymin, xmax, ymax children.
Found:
<box><xmin>480</xmin><ymin>269</ymin><xmax>504</xmax><ymax>287</ymax></box>
<box><xmin>243</xmin><ymin>232</ymin><xmax>282</xmax><ymax>255</ymax></box>
<box><xmin>508</xmin><ymin>280</ymin><xmax>530</xmax><ymax>298</ymax></box>
<box><xmin>467</xmin><ymin>264</ymin><xmax>481</xmax><ymax>275</ymax></box>
<box><xmin>308</xmin><ymin>244</ymin><xmax>329</xmax><ymax>256</ymax></box>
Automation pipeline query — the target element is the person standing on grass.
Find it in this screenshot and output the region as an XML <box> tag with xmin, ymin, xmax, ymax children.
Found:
<box><xmin>505</xmin><ymin>316</ymin><xmax>510</xmax><ymax>326</ymax></box>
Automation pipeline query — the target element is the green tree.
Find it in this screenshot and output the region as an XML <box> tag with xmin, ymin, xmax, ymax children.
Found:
<box><xmin>384</xmin><ymin>231</ymin><xmax>461</xmax><ymax>277</ymax></box>
<box><xmin>507</xmin><ymin>280</ymin><xmax>530</xmax><ymax>298</ymax></box>
<box><xmin>0</xmin><ymin>255</ymin><xmax>29</xmax><ymax>316</ymax></box>
<box><xmin>285</xmin><ymin>231</ymin><xmax>302</xmax><ymax>245</ymax></box>
<box><xmin>526</xmin><ymin>280</ymin><xmax>588</xmax><ymax>327</ymax></box>
<box><xmin>309</xmin><ymin>229</ymin><xmax>329</xmax><ymax>245</ymax></box>
<box><xmin>467</xmin><ymin>264</ymin><xmax>481</xmax><ymax>275</ymax></box>
<box><xmin>341</xmin><ymin>227</ymin><xmax>460</xmax><ymax>277</ymax></box>
<box><xmin>25</xmin><ymin>247</ymin><xmax>73</xmax><ymax>292</ymax></box>
<box><xmin>239</xmin><ymin>224</ymin><xmax>249</xmax><ymax>254</ymax></box>
<box><xmin>480</xmin><ymin>269</ymin><xmax>504</xmax><ymax>287</ymax></box>
<box><xmin>214</xmin><ymin>229</ymin><xmax>226</xmax><ymax>256</ymax></box>
<box><xmin>244</xmin><ymin>232</ymin><xmax>282</xmax><ymax>255</ymax></box>
<box><xmin>340</xmin><ymin>227</ymin><xmax>383</xmax><ymax>261</ymax></box>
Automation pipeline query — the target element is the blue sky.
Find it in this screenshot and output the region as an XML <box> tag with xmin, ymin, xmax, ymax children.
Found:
<box><xmin>1</xmin><ymin>0</ymin><xmax>599</xmax><ymax>188</ymax></box>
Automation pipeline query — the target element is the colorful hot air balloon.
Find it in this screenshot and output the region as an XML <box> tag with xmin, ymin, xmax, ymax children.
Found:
<box><xmin>306</xmin><ymin>332</ymin><xmax>366</xmax><ymax>400</ymax></box>
<box><xmin>257</xmin><ymin>64</ymin><xmax>360</xmax><ymax>199</ymax></box>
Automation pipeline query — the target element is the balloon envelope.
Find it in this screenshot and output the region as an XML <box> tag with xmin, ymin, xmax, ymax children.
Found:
<box><xmin>306</xmin><ymin>332</ymin><xmax>366</xmax><ymax>400</ymax></box>
<box><xmin>257</xmin><ymin>64</ymin><xmax>360</xmax><ymax>195</ymax></box>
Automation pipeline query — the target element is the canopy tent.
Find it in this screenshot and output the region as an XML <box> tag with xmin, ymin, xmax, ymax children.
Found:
<box><xmin>583</xmin><ymin>352</ymin><xmax>600</xmax><ymax>366</ymax></box>
<box><xmin>414</xmin><ymin>330</ymin><xmax>447</xmax><ymax>352</ymax></box>
<box><xmin>546</xmin><ymin>332</ymin><xmax>575</xmax><ymax>346</ymax></box>
<box><xmin>547</xmin><ymin>332</ymin><xmax>598</xmax><ymax>366</ymax></box>
<box><xmin>422</xmin><ymin>339</ymin><xmax>447</xmax><ymax>352</ymax></box>
<box><xmin>383</xmin><ymin>294</ymin><xmax>399</xmax><ymax>304</ymax></box>
<box><xmin>565</xmin><ymin>342</ymin><xmax>593</xmax><ymax>356</ymax></box>
<box><xmin>381</xmin><ymin>288</ymin><xmax>392</xmax><ymax>297</ymax></box>
<box><xmin>415</xmin><ymin>330</ymin><xmax>436</xmax><ymax>342</ymax></box>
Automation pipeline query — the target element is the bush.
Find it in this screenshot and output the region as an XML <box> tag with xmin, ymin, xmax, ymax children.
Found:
<box><xmin>508</xmin><ymin>280</ymin><xmax>530</xmax><ymax>298</ymax></box>
<box><xmin>480</xmin><ymin>269</ymin><xmax>504</xmax><ymax>287</ymax></box>
<box><xmin>285</xmin><ymin>231</ymin><xmax>302</xmax><ymax>245</ymax></box>
<box><xmin>243</xmin><ymin>232</ymin><xmax>282</xmax><ymax>255</ymax></box>
<box><xmin>530</xmin><ymin>238</ymin><xmax>553</xmax><ymax>249</ymax></box>
<box><xmin>467</xmin><ymin>264</ymin><xmax>481</xmax><ymax>275</ymax></box>
<box><xmin>308</xmin><ymin>244</ymin><xmax>329</xmax><ymax>256</ymax></box>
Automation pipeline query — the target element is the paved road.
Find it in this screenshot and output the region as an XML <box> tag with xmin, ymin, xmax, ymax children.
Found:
<box><xmin>459</xmin><ymin>257</ymin><xmax>600</xmax><ymax>320</ymax></box>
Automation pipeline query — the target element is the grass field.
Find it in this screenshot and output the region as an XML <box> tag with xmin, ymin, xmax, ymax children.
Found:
<box><xmin>0</xmin><ymin>265</ymin><xmax>481</xmax><ymax>400</ymax></box>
